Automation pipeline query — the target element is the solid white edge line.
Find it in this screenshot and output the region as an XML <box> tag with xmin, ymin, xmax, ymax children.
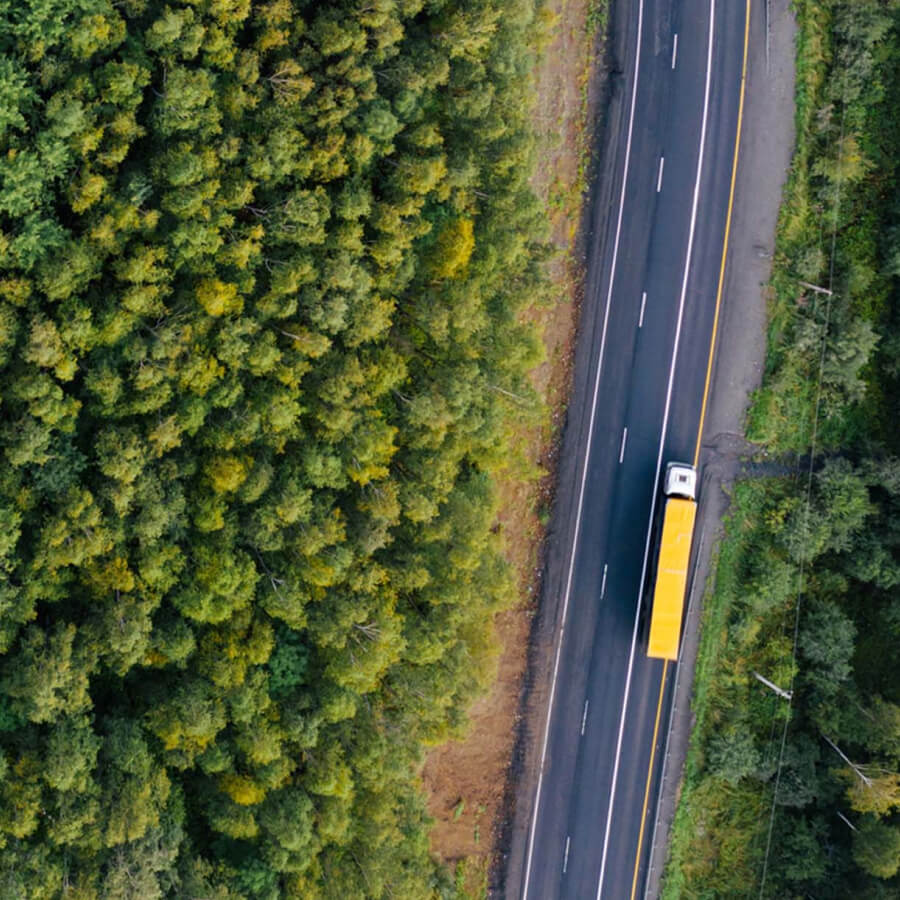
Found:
<box><xmin>672</xmin><ymin>33</ymin><xmax>678</xmax><ymax>69</ymax></box>
<box><xmin>619</xmin><ymin>427</ymin><xmax>629</xmax><ymax>463</ymax></box>
<box><xmin>639</xmin><ymin>291</ymin><xmax>647</xmax><ymax>328</ymax></box>
<box><xmin>656</xmin><ymin>156</ymin><xmax>665</xmax><ymax>192</ymax></box>
<box><xmin>520</xmin><ymin>2</ymin><xmax>646</xmax><ymax>897</ymax></box>
<box><xmin>595</xmin><ymin>4</ymin><xmax>716</xmax><ymax>899</ymax></box>
<box><xmin>600</xmin><ymin>563</ymin><xmax>608</xmax><ymax>599</ymax></box>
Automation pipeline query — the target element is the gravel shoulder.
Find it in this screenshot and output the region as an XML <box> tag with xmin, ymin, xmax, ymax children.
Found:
<box><xmin>642</xmin><ymin>2</ymin><xmax>798</xmax><ymax>896</ymax></box>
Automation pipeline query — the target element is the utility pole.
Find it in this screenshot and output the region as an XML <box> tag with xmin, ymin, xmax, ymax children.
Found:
<box><xmin>753</xmin><ymin>671</ymin><xmax>792</xmax><ymax>701</ymax></box>
<box><xmin>823</xmin><ymin>735</ymin><xmax>872</xmax><ymax>787</ymax></box>
<box><xmin>836</xmin><ymin>811</ymin><xmax>858</xmax><ymax>832</ymax></box>
<box><xmin>489</xmin><ymin>384</ymin><xmax>530</xmax><ymax>406</ymax></box>
<box><xmin>799</xmin><ymin>280</ymin><xmax>833</xmax><ymax>296</ymax></box>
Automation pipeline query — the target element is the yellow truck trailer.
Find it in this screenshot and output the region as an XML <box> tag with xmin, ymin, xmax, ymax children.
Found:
<box><xmin>647</xmin><ymin>463</ymin><xmax>697</xmax><ymax>661</ymax></box>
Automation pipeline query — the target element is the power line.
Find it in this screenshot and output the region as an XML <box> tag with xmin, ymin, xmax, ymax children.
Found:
<box><xmin>757</xmin><ymin>272</ymin><xmax>834</xmax><ymax>900</ymax></box>
<box><xmin>756</xmin><ymin>100</ymin><xmax>847</xmax><ymax>898</ymax></box>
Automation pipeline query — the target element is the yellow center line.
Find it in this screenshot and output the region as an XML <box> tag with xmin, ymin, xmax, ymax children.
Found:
<box><xmin>629</xmin><ymin>661</ymin><xmax>669</xmax><ymax>900</ymax></box>
<box><xmin>630</xmin><ymin>3</ymin><xmax>752</xmax><ymax>897</ymax></box>
<box><xmin>693</xmin><ymin>0</ymin><xmax>752</xmax><ymax>469</ymax></box>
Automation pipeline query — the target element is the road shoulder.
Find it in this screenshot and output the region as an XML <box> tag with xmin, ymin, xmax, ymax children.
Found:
<box><xmin>642</xmin><ymin>2</ymin><xmax>798</xmax><ymax>896</ymax></box>
<box><xmin>495</xmin><ymin>0</ymin><xmax>640</xmax><ymax>894</ymax></box>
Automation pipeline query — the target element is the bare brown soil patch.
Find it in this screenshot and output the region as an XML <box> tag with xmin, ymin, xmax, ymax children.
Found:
<box><xmin>420</xmin><ymin>2</ymin><xmax>606</xmax><ymax>893</ymax></box>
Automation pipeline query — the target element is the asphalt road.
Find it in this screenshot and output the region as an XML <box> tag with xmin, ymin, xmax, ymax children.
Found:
<box><xmin>519</xmin><ymin>1</ymin><xmax>750</xmax><ymax>898</ymax></box>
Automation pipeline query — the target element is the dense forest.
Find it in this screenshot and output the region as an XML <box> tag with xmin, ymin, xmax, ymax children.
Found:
<box><xmin>663</xmin><ymin>1</ymin><xmax>900</xmax><ymax>897</ymax></box>
<box><xmin>0</xmin><ymin>0</ymin><xmax>550</xmax><ymax>896</ymax></box>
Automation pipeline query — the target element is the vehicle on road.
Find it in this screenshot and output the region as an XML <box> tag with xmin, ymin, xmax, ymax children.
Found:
<box><xmin>646</xmin><ymin>463</ymin><xmax>697</xmax><ymax>660</ymax></box>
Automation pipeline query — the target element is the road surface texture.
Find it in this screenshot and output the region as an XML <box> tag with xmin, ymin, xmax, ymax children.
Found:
<box><xmin>498</xmin><ymin>1</ymin><xmax>791</xmax><ymax>898</ymax></box>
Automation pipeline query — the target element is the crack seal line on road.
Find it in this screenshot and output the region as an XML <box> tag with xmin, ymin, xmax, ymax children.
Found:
<box><xmin>520</xmin><ymin>0</ymin><xmax>647</xmax><ymax>896</ymax></box>
<box><xmin>595</xmin><ymin>3</ymin><xmax>716</xmax><ymax>898</ymax></box>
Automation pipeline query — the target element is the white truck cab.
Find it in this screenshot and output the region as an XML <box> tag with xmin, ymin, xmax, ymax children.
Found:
<box><xmin>664</xmin><ymin>462</ymin><xmax>697</xmax><ymax>500</ymax></box>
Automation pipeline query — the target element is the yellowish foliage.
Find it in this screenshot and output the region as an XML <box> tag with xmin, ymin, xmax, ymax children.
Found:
<box><xmin>196</xmin><ymin>278</ymin><xmax>243</xmax><ymax>316</ymax></box>
<box><xmin>430</xmin><ymin>217</ymin><xmax>474</xmax><ymax>279</ymax></box>
<box><xmin>845</xmin><ymin>769</ymin><xmax>900</xmax><ymax>818</ymax></box>
<box><xmin>178</xmin><ymin>352</ymin><xmax>224</xmax><ymax>396</ymax></box>
<box><xmin>148</xmin><ymin>414</ymin><xmax>183</xmax><ymax>457</ymax></box>
<box><xmin>206</xmin><ymin>455</ymin><xmax>250</xmax><ymax>493</ymax></box>
<box><xmin>70</xmin><ymin>172</ymin><xmax>107</xmax><ymax>213</ymax></box>
<box><xmin>0</xmin><ymin>277</ymin><xmax>31</xmax><ymax>306</ymax></box>
<box><xmin>88</xmin><ymin>556</ymin><xmax>136</xmax><ymax>593</ymax></box>
<box><xmin>220</xmin><ymin>773</ymin><xmax>267</xmax><ymax>806</ymax></box>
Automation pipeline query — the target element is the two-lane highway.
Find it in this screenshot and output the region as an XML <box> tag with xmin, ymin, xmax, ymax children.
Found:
<box><xmin>519</xmin><ymin>1</ymin><xmax>750</xmax><ymax>898</ymax></box>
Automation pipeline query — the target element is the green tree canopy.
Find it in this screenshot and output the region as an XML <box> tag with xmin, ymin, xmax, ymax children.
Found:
<box><xmin>0</xmin><ymin>0</ymin><xmax>549</xmax><ymax>894</ymax></box>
